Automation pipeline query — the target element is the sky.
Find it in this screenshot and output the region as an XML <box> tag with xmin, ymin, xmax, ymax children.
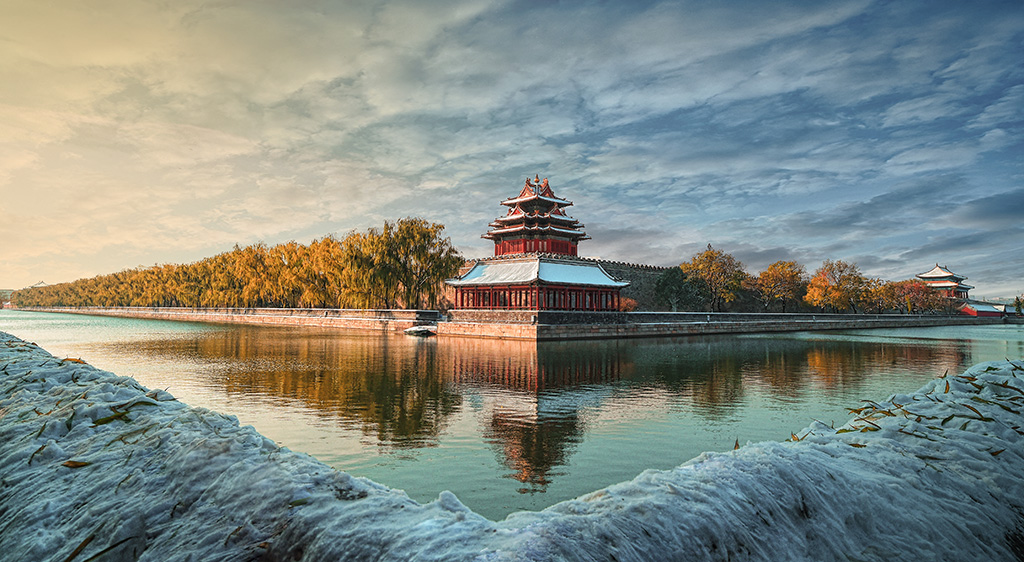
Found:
<box><xmin>1</xmin><ymin>0</ymin><xmax>1021</xmax><ymax>298</ymax></box>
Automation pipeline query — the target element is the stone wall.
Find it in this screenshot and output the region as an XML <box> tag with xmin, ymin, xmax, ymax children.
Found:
<box><xmin>438</xmin><ymin>313</ymin><xmax>1002</xmax><ymax>341</ymax></box>
<box><xmin>448</xmin><ymin>310</ymin><xmax>990</xmax><ymax>326</ymax></box>
<box><xmin>26</xmin><ymin>306</ymin><xmax>1007</xmax><ymax>341</ymax></box>
<box><xmin>595</xmin><ymin>260</ymin><xmax>669</xmax><ymax>310</ymax></box>
<box><xmin>29</xmin><ymin>307</ymin><xmax>439</xmax><ymax>332</ymax></box>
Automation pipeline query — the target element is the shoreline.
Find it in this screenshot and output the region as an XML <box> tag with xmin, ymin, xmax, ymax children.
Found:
<box><xmin>12</xmin><ymin>306</ymin><xmax>1009</xmax><ymax>341</ymax></box>
<box><xmin>2</xmin><ymin>332</ymin><xmax>1022</xmax><ymax>560</ymax></box>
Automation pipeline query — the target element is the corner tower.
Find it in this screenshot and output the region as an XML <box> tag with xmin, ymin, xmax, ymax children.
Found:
<box><xmin>446</xmin><ymin>176</ymin><xmax>627</xmax><ymax>311</ymax></box>
<box><xmin>484</xmin><ymin>176</ymin><xmax>590</xmax><ymax>257</ymax></box>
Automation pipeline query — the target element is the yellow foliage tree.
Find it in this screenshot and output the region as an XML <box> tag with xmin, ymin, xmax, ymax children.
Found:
<box><xmin>12</xmin><ymin>219</ymin><xmax>463</xmax><ymax>310</ymax></box>
<box><xmin>744</xmin><ymin>260</ymin><xmax>807</xmax><ymax>312</ymax></box>
<box><xmin>804</xmin><ymin>259</ymin><xmax>866</xmax><ymax>313</ymax></box>
<box><xmin>680</xmin><ymin>244</ymin><xmax>747</xmax><ymax>312</ymax></box>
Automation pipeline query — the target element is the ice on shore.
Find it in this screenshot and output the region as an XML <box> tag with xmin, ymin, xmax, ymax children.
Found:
<box><xmin>1</xmin><ymin>330</ymin><xmax>1022</xmax><ymax>561</ymax></box>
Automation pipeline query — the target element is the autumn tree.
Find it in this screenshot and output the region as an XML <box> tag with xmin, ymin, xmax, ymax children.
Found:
<box><xmin>891</xmin><ymin>279</ymin><xmax>945</xmax><ymax>314</ymax></box>
<box><xmin>860</xmin><ymin>278</ymin><xmax>892</xmax><ymax>313</ymax></box>
<box><xmin>339</xmin><ymin>228</ymin><xmax>400</xmax><ymax>308</ymax></box>
<box><xmin>12</xmin><ymin>218</ymin><xmax>463</xmax><ymax>311</ymax></box>
<box><xmin>680</xmin><ymin>244</ymin><xmax>747</xmax><ymax>312</ymax></box>
<box><xmin>744</xmin><ymin>260</ymin><xmax>807</xmax><ymax>312</ymax></box>
<box><xmin>804</xmin><ymin>259</ymin><xmax>867</xmax><ymax>313</ymax></box>
<box><xmin>654</xmin><ymin>267</ymin><xmax>711</xmax><ymax>312</ymax></box>
<box><xmin>337</xmin><ymin>218</ymin><xmax>463</xmax><ymax>309</ymax></box>
<box><xmin>388</xmin><ymin>218</ymin><xmax>464</xmax><ymax>309</ymax></box>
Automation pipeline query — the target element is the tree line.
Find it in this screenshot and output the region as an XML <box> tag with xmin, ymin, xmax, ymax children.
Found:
<box><xmin>12</xmin><ymin>218</ymin><xmax>464</xmax><ymax>310</ymax></box>
<box><xmin>654</xmin><ymin>244</ymin><xmax>952</xmax><ymax>314</ymax></box>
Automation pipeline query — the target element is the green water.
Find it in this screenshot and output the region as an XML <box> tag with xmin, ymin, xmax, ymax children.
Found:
<box><xmin>2</xmin><ymin>309</ymin><xmax>1022</xmax><ymax>520</ymax></box>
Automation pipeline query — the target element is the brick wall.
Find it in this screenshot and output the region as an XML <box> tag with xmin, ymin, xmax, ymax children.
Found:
<box><xmin>595</xmin><ymin>260</ymin><xmax>668</xmax><ymax>310</ymax></box>
<box><xmin>30</xmin><ymin>307</ymin><xmax>438</xmax><ymax>332</ymax></box>
<box><xmin>439</xmin><ymin>314</ymin><xmax>1002</xmax><ymax>341</ymax></box>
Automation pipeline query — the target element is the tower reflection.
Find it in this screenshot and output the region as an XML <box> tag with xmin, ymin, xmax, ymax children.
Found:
<box><xmin>444</xmin><ymin>339</ymin><xmax>631</xmax><ymax>493</ymax></box>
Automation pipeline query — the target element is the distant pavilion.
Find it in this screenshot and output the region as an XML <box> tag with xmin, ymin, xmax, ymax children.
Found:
<box><xmin>446</xmin><ymin>176</ymin><xmax>628</xmax><ymax>311</ymax></box>
<box><xmin>916</xmin><ymin>264</ymin><xmax>973</xmax><ymax>299</ymax></box>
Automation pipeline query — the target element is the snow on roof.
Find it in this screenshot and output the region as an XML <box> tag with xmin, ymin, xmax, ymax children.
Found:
<box><xmin>493</xmin><ymin>210</ymin><xmax>578</xmax><ymax>223</ymax></box>
<box><xmin>446</xmin><ymin>258</ymin><xmax>628</xmax><ymax>287</ymax></box>
<box><xmin>447</xmin><ymin>259</ymin><xmax>539</xmax><ymax>285</ymax></box>
<box><xmin>962</xmin><ymin>302</ymin><xmax>1002</xmax><ymax>313</ymax></box>
<box><xmin>538</xmin><ymin>261</ymin><xmax>629</xmax><ymax>287</ymax></box>
<box><xmin>3</xmin><ymin>333</ymin><xmax>1023</xmax><ymax>561</ymax></box>
<box><xmin>483</xmin><ymin>224</ymin><xmax>588</xmax><ymax>238</ymax></box>
<box><xmin>922</xmin><ymin>279</ymin><xmax>974</xmax><ymax>291</ymax></box>
<box><xmin>500</xmin><ymin>194</ymin><xmax>571</xmax><ymax>207</ymax></box>
<box><xmin>924</xmin><ymin>281</ymin><xmax>961</xmax><ymax>288</ymax></box>
<box><xmin>917</xmin><ymin>264</ymin><xmax>965</xmax><ymax>280</ymax></box>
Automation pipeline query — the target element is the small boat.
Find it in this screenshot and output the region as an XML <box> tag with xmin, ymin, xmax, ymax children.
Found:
<box><xmin>403</xmin><ymin>325</ymin><xmax>437</xmax><ymax>337</ymax></box>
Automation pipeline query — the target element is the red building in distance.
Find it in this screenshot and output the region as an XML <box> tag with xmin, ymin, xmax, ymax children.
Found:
<box><xmin>447</xmin><ymin>176</ymin><xmax>627</xmax><ymax>311</ymax></box>
<box><xmin>916</xmin><ymin>264</ymin><xmax>973</xmax><ymax>299</ymax></box>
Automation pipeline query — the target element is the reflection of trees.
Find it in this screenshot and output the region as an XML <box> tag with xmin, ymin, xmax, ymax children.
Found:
<box><xmin>803</xmin><ymin>339</ymin><xmax>968</xmax><ymax>388</ymax></box>
<box><xmin>633</xmin><ymin>337</ymin><xmax>750</xmax><ymax>419</ymax></box>
<box><xmin>127</xmin><ymin>327</ymin><xmax>462</xmax><ymax>449</ymax></box>
<box><xmin>804</xmin><ymin>345</ymin><xmax>877</xmax><ymax>388</ymax></box>
<box><xmin>620</xmin><ymin>335</ymin><xmax>973</xmax><ymax>412</ymax></box>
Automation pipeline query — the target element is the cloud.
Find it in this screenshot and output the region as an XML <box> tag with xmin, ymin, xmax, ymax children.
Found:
<box><xmin>944</xmin><ymin>188</ymin><xmax>1024</xmax><ymax>229</ymax></box>
<box><xmin>0</xmin><ymin>1</ymin><xmax>1021</xmax><ymax>297</ymax></box>
<box><xmin>968</xmin><ymin>85</ymin><xmax>1024</xmax><ymax>130</ymax></box>
<box><xmin>881</xmin><ymin>94</ymin><xmax>966</xmax><ymax>128</ymax></box>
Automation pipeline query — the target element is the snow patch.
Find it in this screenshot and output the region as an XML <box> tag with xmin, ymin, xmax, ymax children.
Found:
<box><xmin>1</xmin><ymin>331</ymin><xmax>1022</xmax><ymax>560</ymax></box>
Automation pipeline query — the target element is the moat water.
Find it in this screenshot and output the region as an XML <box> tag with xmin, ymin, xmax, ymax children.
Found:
<box><xmin>3</xmin><ymin>309</ymin><xmax>1023</xmax><ymax>520</ymax></box>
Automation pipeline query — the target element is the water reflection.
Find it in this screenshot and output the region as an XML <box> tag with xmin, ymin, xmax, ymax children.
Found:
<box><xmin>445</xmin><ymin>339</ymin><xmax>627</xmax><ymax>491</ymax></box>
<box><xmin>450</xmin><ymin>338</ymin><xmax>628</xmax><ymax>390</ymax></box>
<box><xmin>109</xmin><ymin>329</ymin><xmax>463</xmax><ymax>449</ymax></box>
<box><xmin>88</xmin><ymin>323</ymin><xmax>991</xmax><ymax>497</ymax></box>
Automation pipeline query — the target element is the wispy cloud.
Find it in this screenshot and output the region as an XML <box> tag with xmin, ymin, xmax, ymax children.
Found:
<box><xmin>0</xmin><ymin>0</ymin><xmax>1021</xmax><ymax>296</ymax></box>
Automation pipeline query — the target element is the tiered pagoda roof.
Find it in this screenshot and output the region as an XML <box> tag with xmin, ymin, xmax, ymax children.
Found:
<box><xmin>483</xmin><ymin>176</ymin><xmax>589</xmax><ymax>255</ymax></box>
<box><xmin>446</xmin><ymin>176</ymin><xmax>629</xmax><ymax>311</ymax></box>
<box><xmin>916</xmin><ymin>264</ymin><xmax>973</xmax><ymax>297</ymax></box>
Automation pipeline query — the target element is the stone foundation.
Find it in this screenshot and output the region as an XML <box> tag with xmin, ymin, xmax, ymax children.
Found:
<box><xmin>28</xmin><ymin>307</ymin><xmax>439</xmax><ymax>332</ymax></box>
<box><xmin>21</xmin><ymin>306</ymin><xmax>1006</xmax><ymax>341</ymax></box>
<box><xmin>438</xmin><ymin>312</ymin><xmax>1002</xmax><ymax>341</ymax></box>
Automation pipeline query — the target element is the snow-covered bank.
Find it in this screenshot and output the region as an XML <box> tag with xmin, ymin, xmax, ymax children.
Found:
<box><xmin>1</xmin><ymin>331</ymin><xmax>1022</xmax><ymax>561</ymax></box>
